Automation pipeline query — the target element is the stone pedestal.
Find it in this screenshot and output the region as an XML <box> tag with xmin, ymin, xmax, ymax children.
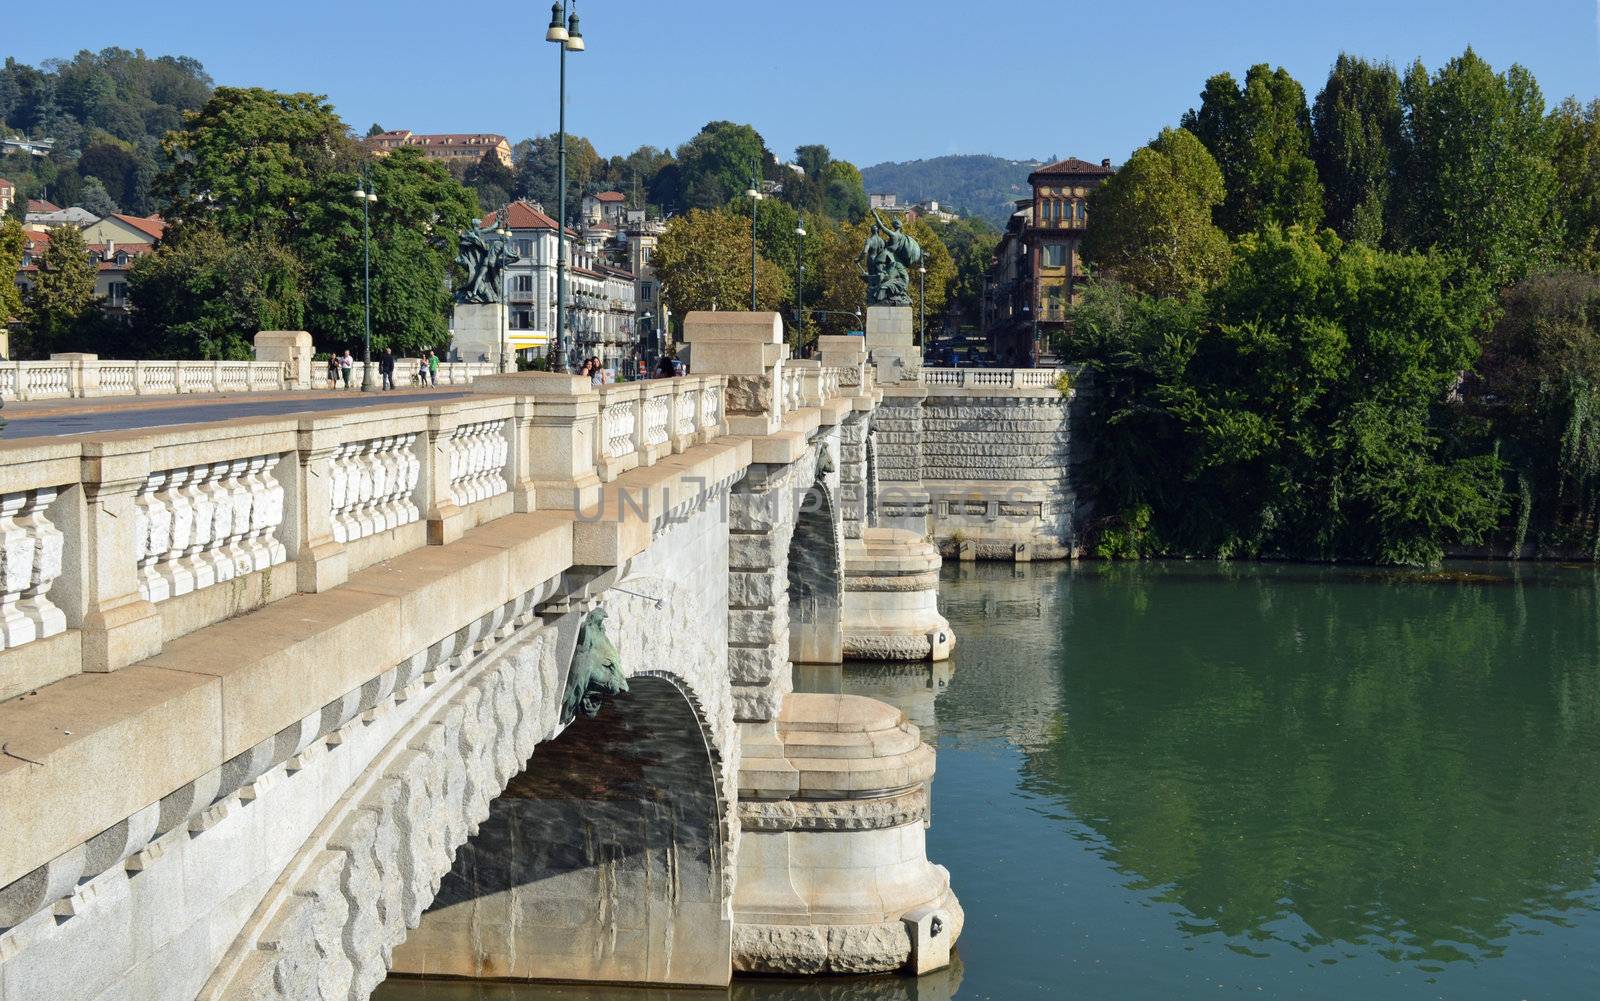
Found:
<box><xmin>842</xmin><ymin>528</ymin><xmax>954</xmax><ymax>661</ymax></box>
<box><xmin>865</xmin><ymin>306</ymin><xmax>918</xmax><ymax>385</ymax></box>
<box><xmin>450</xmin><ymin>302</ymin><xmax>510</xmax><ymax>368</ymax></box>
<box><xmin>252</xmin><ymin>331</ymin><xmax>314</xmax><ymax>389</ymax></box>
<box><xmin>733</xmin><ymin>693</ymin><xmax>962</xmax><ymax>975</ymax></box>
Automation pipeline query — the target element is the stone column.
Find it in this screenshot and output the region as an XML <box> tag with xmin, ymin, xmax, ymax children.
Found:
<box><xmin>472</xmin><ymin>372</ymin><xmax>601</xmax><ymax>513</ymax></box>
<box><xmin>49</xmin><ymin>353</ymin><xmax>100</xmax><ymax>398</ymax></box>
<box><xmin>60</xmin><ymin>444</ymin><xmax>164</xmax><ymax>672</ymax></box>
<box><xmin>423</xmin><ymin>404</ymin><xmax>465</xmax><ymax>546</ymax></box>
<box><xmin>863</xmin><ymin>305</ymin><xmax>918</xmax><ymax>385</ymax></box>
<box><xmin>733</xmin><ymin>693</ymin><xmax>961</xmax><ymax>976</ymax></box>
<box><xmin>682</xmin><ymin>312</ymin><xmax>786</xmax><ymax>438</ymax></box>
<box><xmin>283</xmin><ymin>423</ymin><xmax>349</xmax><ymax>592</ymax></box>
<box><xmin>727</xmin><ymin>462</ymin><xmax>793</xmax><ymax>725</ymax></box>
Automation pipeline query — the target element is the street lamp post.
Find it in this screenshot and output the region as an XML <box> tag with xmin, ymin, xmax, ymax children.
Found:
<box><xmin>917</xmin><ymin>263</ymin><xmax>926</xmax><ymax>355</ymax></box>
<box><xmin>495</xmin><ymin>208</ymin><xmax>512</xmax><ymax>374</ymax></box>
<box><xmin>794</xmin><ymin>222</ymin><xmax>806</xmax><ymax>353</ymax></box>
<box><xmin>547</xmin><ymin>1</ymin><xmax>585</xmax><ymax>373</ymax></box>
<box><xmin>638</xmin><ymin>311</ymin><xmax>652</xmax><ymax>376</ymax></box>
<box><xmin>745</xmin><ymin>166</ymin><xmax>762</xmax><ymax>311</ymax></box>
<box><xmin>353</xmin><ymin>166</ymin><xmax>378</xmax><ymax>392</ymax></box>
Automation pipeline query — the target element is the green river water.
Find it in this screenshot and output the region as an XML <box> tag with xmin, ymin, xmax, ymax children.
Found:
<box><xmin>378</xmin><ymin>560</ymin><xmax>1600</xmax><ymax>1000</ymax></box>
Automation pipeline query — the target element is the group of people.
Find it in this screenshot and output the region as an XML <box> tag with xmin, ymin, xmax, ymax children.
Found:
<box><xmin>325</xmin><ymin>349</ymin><xmax>441</xmax><ymax>389</ymax></box>
<box><xmin>575</xmin><ymin>355</ymin><xmax>688</xmax><ymax>386</ymax></box>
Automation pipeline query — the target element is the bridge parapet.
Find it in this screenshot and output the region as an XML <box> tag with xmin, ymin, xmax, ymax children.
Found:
<box><xmin>919</xmin><ymin>366</ymin><xmax>1063</xmax><ymax>391</ymax></box>
<box><xmin>0</xmin><ymin>357</ymin><xmax>291</xmax><ymax>401</ymax></box>
<box><xmin>0</xmin><ymin>375</ymin><xmax>730</xmax><ymax>701</ymax></box>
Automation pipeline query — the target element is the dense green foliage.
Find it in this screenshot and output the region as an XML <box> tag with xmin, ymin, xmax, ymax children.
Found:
<box><xmin>1067</xmin><ymin>228</ymin><xmax>1501</xmax><ymax>565</ymax></box>
<box><xmin>1081</xmin><ymin>127</ymin><xmax>1230</xmax><ymax>297</ymax></box>
<box><xmin>1472</xmin><ymin>272</ymin><xmax>1600</xmax><ymax>556</ymax></box>
<box><xmin>124</xmin><ymin>228</ymin><xmax>304</xmax><ymax>359</ymax></box>
<box><xmin>1397</xmin><ymin>49</ymin><xmax>1559</xmax><ymax>287</ymax></box>
<box><xmin>17</xmin><ymin>223</ymin><xmax>99</xmax><ymax>357</ymax></box>
<box><xmin>1310</xmin><ymin>54</ymin><xmax>1403</xmax><ymax>245</ymax></box>
<box><xmin>1182</xmin><ymin>65</ymin><xmax>1325</xmax><ymax>235</ymax></box>
<box><xmin>0</xmin><ymin>216</ymin><xmax>23</xmax><ymax>326</ymax></box>
<box><xmin>651</xmin><ymin>208</ymin><xmax>791</xmax><ymax>318</ymax></box>
<box><xmin>1</xmin><ymin>49</ymin><xmax>213</xmax><ymax>215</ymax></box>
<box><xmin>860</xmin><ymin>154</ymin><xmax>1038</xmax><ymax>226</ymax></box>
<box><xmin>134</xmin><ymin>88</ymin><xmax>476</xmax><ymax>358</ymax></box>
<box><xmin>925</xmin><ymin>215</ymin><xmax>1000</xmax><ymax>329</ymax></box>
<box><xmin>1073</xmin><ymin>45</ymin><xmax>1600</xmax><ymax>562</ymax></box>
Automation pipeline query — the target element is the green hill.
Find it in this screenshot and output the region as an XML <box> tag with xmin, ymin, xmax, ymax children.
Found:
<box><xmin>860</xmin><ymin>154</ymin><xmax>1042</xmax><ymax>227</ymax></box>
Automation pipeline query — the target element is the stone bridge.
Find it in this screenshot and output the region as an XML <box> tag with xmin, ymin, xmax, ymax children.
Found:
<box><xmin>0</xmin><ymin>313</ymin><xmax>1067</xmax><ymax>999</ymax></box>
<box><xmin>0</xmin><ymin>308</ymin><xmax>1075</xmax><ymax>991</ymax></box>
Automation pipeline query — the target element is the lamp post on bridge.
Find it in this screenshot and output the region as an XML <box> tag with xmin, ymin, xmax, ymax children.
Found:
<box><xmin>794</xmin><ymin>222</ymin><xmax>806</xmax><ymax>354</ymax></box>
<box><xmin>745</xmin><ymin>165</ymin><xmax>763</xmax><ymax>311</ymax></box>
<box><xmin>495</xmin><ymin>207</ymin><xmax>512</xmax><ymax>374</ymax></box>
<box><xmin>353</xmin><ymin>166</ymin><xmax>378</xmax><ymax>392</ymax></box>
<box><xmin>547</xmin><ymin>1</ymin><xmax>585</xmax><ymax>373</ymax></box>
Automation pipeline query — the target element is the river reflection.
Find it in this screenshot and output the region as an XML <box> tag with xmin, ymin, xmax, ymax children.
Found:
<box><xmin>379</xmin><ymin>561</ymin><xmax>1600</xmax><ymax>1001</ymax></box>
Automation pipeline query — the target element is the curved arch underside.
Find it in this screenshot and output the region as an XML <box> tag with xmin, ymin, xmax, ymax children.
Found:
<box><xmin>788</xmin><ymin>482</ymin><xmax>844</xmax><ymax>666</ymax></box>
<box><xmin>389</xmin><ymin>673</ymin><xmax>731</xmax><ymax>987</ymax></box>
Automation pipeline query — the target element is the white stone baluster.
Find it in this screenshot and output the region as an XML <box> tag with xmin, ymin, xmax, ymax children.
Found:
<box><xmin>676</xmin><ymin>389</ymin><xmax>698</xmax><ymax>436</ymax></box>
<box><xmin>251</xmin><ymin>455</ymin><xmax>288</xmax><ymax>568</ymax></box>
<box><xmin>0</xmin><ymin>491</ymin><xmax>35</xmax><ymax>646</ymax></box>
<box><xmin>16</xmin><ymin>488</ymin><xmax>66</xmax><ymax>641</ymax></box>
<box><xmin>135</xmin><ymin>471</ymin><xmax>172</xmax><ymax>602</ymax></box>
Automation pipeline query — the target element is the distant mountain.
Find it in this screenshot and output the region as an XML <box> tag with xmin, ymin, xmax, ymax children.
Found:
<box><xmin>860</xmin><ymin>155</ymin><xmax>1042</xmax><ymax>227</ymax></box>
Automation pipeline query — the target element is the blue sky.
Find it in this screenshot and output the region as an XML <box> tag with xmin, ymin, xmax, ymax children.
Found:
<box><xmin>8</xmin><ymin>0</ymin><xmax>1600</xmax><ymax>167</ymax></box>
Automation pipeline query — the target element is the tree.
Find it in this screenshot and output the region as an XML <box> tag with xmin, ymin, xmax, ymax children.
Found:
<box><xmin>0</xmin><ymin>216</ymin><xmax>25</xmax><ymax>327</ymax></box>
<box><xmin>1397</xmin><ymin>48</ymin><xmax>1559</xmax><ymax>286</ymax></box>
<box><xmin>77</xmin><ymin>139</ymin><xmax>142</xmax><ymax>208</ymax></box>
<box><xmin>596</xmin><ymin>145</ymin><xmax>675</xmax><ymax>210</ymax></box>
<box><xmin>462</xmin><ymin>149</ymin><xmax>515</xmax><ymax>213</ymax></box>
<box><xmin>155</xmin><ymin>87</ymin><xmax>359</xmax><ymax>243</ymax></box>
<box><xmin>1549</xmin><ymin>98</ymin><xmax>1600</xmax><ymax>268</ymax></box>
<box><xmin>78</xmin><ymin>175</ymin><xmax>118</xmax><ymax>216</ymax></box>
<box><xmin>1065</xmin><ymin>227</ymin><xmax>1500</xmax><ymax>565</ymax></box>
<box><xmin>823</xmin><ymin>160</ymin><xmax>868</xmax><ymax>221</ymax></box>
<box><xmin>365</xmin><ymin>122</ymin><xmax>385</xmax><ymax>138</ymax></box>
<box><xmin>127</xmin><ymin>227</ymin><xmax>305</xmax><ymax>359</ymax></box>
<box><xmin>297</xmin><ymin>147</ymin><xmax>478</xmax><ymax>355</ymax></box>
<box><xmin>1080</xmin><ymin>127</ymin><xmax>1230</xmax><ymax>297</ymax></box>
<box><xmin>925</xmin><ymin>215</ymin><xmax>1000</xmax><ymax>328</ymax></box>
<box><xmin>1311</xmin><ymin>54</ymin><xmax>1403</xmax><ymax>245</ymax></box>
<box><xmin>20</xmin><ymin>223</ymin><xmax>99</xmax><ymax>356</ymax></box>
<box><xmin>803</xmin><ymin>217</ymin><xmax>867</xmax><ymax>338</ymax></box>
<box><xmin>513</xmin><ymin>133</ymin><xmax>600</xmax><ymax>223</ymax></box>
<box><xmin>1182</xmin><ymin>64</ymin><xmax>1324</xmax><ymax>235</ymax></box>
<box><xmin>675</xmin><ymin>121</ymin><xmax>770</xmax><ymax>211</ymax></box>
<box><xmin>653</xmin><ymin>208</ymin><xmax>790</xmax><ymax>318</ymax></box>
<box><xmin>1473</xmin><ymin>271</ymin><xmax>1600</xmax><ymax>554</ymax></box>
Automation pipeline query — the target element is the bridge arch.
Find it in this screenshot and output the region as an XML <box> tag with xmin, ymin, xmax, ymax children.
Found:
<box><xmin>390</xmin><ymin>669</ymin><xmax>731</xmax><ymax>986</ymax></box>
<box><xmin>197</xmin><ymin>598</ymin><xmax>735</xmax><ymax>998</ymax></box>
<box><xmin>788</xmin><ymin>443</ymin><xmax>844</xmax><ymax>666</ymax></box>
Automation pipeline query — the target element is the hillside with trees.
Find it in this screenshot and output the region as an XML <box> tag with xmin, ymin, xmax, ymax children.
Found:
<box><xmin>0</xmin><ymin>49</ymin><xmax>213</xmax><ymax>215</ymax></box>
<box><xmin>860</xmin><ymin>154</ymin><xmax>1042</xmax><ymax>226</ymax></box>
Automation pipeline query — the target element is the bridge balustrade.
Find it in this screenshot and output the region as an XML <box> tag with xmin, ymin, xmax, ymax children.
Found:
<box><xmin>0</xmin><ymin>359</ymin><xmax>293</xmax><ymax>401</ymax></box>
<box><xmin>0</xmin><ymin>375</ymin><xmax>743</xmax><ymax>702</ymax></box>
<box><xmin>919</xmin><ymin>367</ymin><xmax>1063</xmax><ymax>389</ymax></box>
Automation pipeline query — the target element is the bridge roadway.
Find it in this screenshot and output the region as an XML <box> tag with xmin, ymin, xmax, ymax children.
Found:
<box><xmin>0</xmin><ymin>316</ymin><xmax>967</xmax><ymax>999</ymax></box>
<box><xmin>0</xmin><ymin>388</ymin><xmax>471</xmax><ymax>438</ymax></box>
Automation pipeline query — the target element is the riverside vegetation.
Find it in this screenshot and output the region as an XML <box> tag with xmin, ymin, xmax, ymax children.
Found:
<box><xmin>1069</xmin><ymin>49</ymin><xmax>1600</xmax><ymax>564</ymax></box>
